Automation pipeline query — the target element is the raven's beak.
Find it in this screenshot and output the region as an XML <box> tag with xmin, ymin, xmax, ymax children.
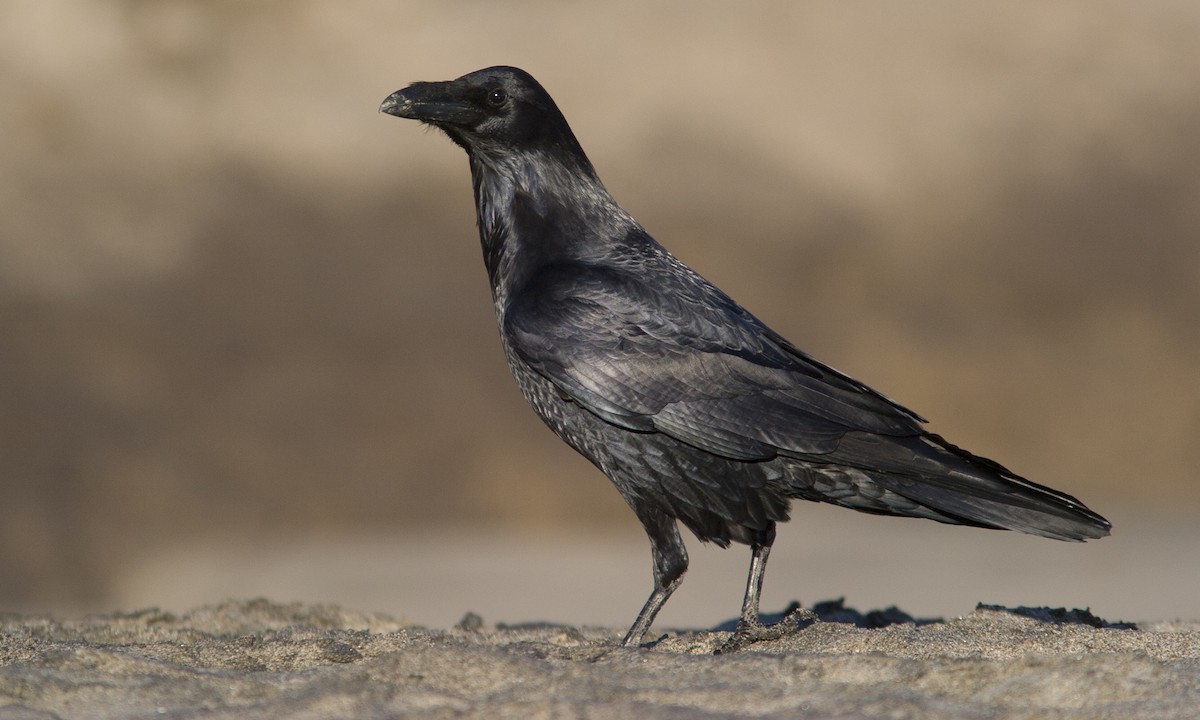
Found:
<box><xmin>379</xmin><ymin>90</ymin><xmax>415</xmax><ymax>118</ymax></box>
<box><xmin>380</xmin><ymin>81</ymin><xmax>482</xmax><ymax>127</ymax></box>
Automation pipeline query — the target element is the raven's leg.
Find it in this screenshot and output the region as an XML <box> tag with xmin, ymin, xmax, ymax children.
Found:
<box><xmin>621</xmin><ymin>510</ymin><xmax>688</xmax><ymax>647</ymax></box>
<box><xmin>718</xmin><ymin>522</ymin><xmax>810</xmax><ymax>652</ymax></box>
<box><xmin>736</xmin><ymin>523</ymin><xmax>776</xmax><ymax>631</ymax></box>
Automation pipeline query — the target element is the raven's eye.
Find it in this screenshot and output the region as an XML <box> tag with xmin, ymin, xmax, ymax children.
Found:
<box><xmin>487</xmin><ymin>87</ymin><xmax>508</xmax><ymax>107</ymax></box>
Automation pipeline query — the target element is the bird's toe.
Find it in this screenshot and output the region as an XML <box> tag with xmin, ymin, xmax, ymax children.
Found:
<box><xmin>715</xmin><ymin>606</ymin><xmax>816</xmax><ymax>654</ymax></box>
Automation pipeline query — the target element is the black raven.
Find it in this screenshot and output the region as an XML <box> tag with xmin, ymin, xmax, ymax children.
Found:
<box><xmin>380</xmin><ymin>66</ymin><xmax>1110</xmax><ymax>647</ymax></box>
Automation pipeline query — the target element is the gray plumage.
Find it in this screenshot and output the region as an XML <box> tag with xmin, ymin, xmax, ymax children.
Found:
<box><xmin>380</xmin><ymin>66</ymin><xmax>1110</xmax><ymax>647</ymax></box>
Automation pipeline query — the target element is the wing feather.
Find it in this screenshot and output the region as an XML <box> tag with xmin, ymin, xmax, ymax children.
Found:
<box><xmin>504</xmin><ymin>259</ymin><xmax>924</xmax><ymax>460</ymax></box>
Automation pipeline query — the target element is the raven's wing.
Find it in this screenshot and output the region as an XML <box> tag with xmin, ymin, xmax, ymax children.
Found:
<box><xmin>504</xmin><ymin>259</ymin><xmax>925</xmax><ymax>461</ymax></box>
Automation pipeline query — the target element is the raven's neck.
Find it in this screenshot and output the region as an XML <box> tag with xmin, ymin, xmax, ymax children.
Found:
<box><xmin>469</xmin><ymin>149</ymin><xmax>636</xmax><ymax>312</ymax></box>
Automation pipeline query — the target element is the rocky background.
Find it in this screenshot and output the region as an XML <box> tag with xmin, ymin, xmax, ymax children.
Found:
<box><xmin>1</xmin><ymin>1</ymin><xmax>1198</xmax><ymax>627</ymax></box>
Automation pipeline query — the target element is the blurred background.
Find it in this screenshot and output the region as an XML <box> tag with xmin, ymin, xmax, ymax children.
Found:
<box><xmin>2</xmin><ymin>1</ymin><xmax>1198</xmax><ymax>629</ymax></box>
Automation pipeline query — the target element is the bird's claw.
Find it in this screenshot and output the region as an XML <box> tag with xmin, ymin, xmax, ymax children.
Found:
<box><xmin>714</xmin><ymin>606</ymin><xmax>816</xmax><ymax>654</ymax></box>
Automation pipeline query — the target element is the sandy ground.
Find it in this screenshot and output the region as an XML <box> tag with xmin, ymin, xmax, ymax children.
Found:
<box><xmin>2</xmin><ymin>512</ymin><xmax>1188</xmax><ymax>719</ymax></box>
<box><xmin>2</xmin><ymin>599</ymin><xmax>1198</xmax><ymax>719</ymax></box>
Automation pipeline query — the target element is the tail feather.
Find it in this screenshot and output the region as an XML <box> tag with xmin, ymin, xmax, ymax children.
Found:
<box><xmin>869</xmin><ymin>471</ymin><xmax>1111</xmax><ymax>541</ymax></box>
<box><xmin>819</xmin><ymin>432</ymin><xmax>1111</xmax><ymax>541</ymax></box>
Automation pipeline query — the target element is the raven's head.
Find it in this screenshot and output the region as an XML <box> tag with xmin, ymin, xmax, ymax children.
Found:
<box><xmin>381</xmin><ymin>66</ymin><xmax>582</xmax><ymax>161</ymax></box>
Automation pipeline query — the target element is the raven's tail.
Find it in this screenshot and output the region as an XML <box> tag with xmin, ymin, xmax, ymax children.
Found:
<box><xmin>791</xmin><ymin>432</ymin><xmax>1111</xmax><ymax>542</ymax></box>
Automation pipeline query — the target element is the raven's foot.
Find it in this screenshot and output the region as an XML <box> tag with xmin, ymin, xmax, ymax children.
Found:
<box><xmin>714</xmin><ymin>605</ymin><xmax>817</xmax><ymax>654</ymax></box>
